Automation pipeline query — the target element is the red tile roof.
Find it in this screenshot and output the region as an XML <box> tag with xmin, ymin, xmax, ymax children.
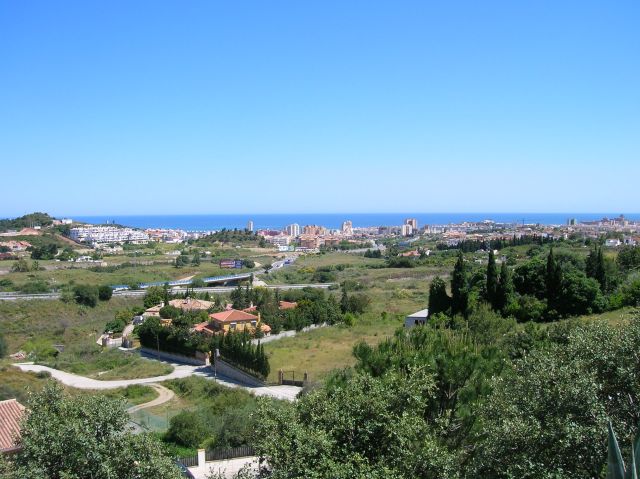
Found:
<box><xmin>279</xmin><ymin>301</ymin><xmax>297</xmax><ymax>310</ymax></box>
<box><xmin>209</xmin><ymin>309</ymin><xmax>259</xmax><ymax>323</ymax></box>
<box><xmin>0</xmin><ymin>399</ymin><xmax>25</xmax><ymax>452</ymax></box>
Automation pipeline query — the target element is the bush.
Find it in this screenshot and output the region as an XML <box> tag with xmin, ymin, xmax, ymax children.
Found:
<box><xmin>98</xmin><ymin>285</ymin><xmax>113</xmax><ymax>301</ymax></box>
<box><xmin>165</xmin><ymin>411</ymin><xmax>208</xmax><ymax>448</ymax></box>
<box><xmin>20</xmin><ymin>280</ymin><xmax>50</xmax><ymax>294</ymax></box>
<box><xmin>73</xmin><ymin>285</ymin><xmax>99</xmax><ymax>307</ymax></box>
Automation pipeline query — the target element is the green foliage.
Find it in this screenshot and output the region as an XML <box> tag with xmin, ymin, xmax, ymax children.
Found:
<box><xmin>29</xmin><ymin>243</ymin><xmax>58</xmax><ymax>260</ymax></box>
<box><xmin>98</xmin><ymin>284</ymin><xmax>113</xmax><ymax>301</ymax></box>
<box><xmin>451</xmin><ymin>251</ymin><xmax>469</xmax><ymax>316</ymax></box>
<box><xmin>618</xmin><ymin>246</ymin><xmax>640</xmax><ymax>272</ymax></box>
<box><xmin>428</xmin><ymin>276</ymin><xmax>450</xmax><ymax>316</ymax></box>
<box><xmin>212</xmin><ymin>332</ymin><xmax>270</xmax><ymax>379</ymax></box>
<box><xmin>19</xmin><ymin>279</ymin><xmax>50</xmax><ymax>294</ymax></box>
<box><xmin>255</xmin><ymin>368</ymin><xmax>459</xmax><ymax>479</ymax></box>
<box><xmin>73</xmin><ymin>284</ymin><xmax>99</xmax><ymax>307</ymax></box>
<box><xmin>5</xmin><ymin>383</ymin><xmax>181</xmax><ymax>479</ymax></box>
<box><xmin>0</xmin><ymin>212</ymin><xmax>55</xmax><ymax>232</ymax></box>
<box><xmin>471</xmin><ymin>318</ymin><xmax>640</xmax><ymax>478</ymax></box>
<box><xmin>144</xmin><ymin>286</ymin><xmax>167</xmax><ymax>308</ymax></box>
<box><xmin>486</xmin><ymin>249</ymin><xmax>498</xmax><ymax>307</ymax></box>
<box><xmin>163</xmin><ymin>377</ymin><xmax>264</xmax><ymax>451</ymax></box>
<box><xmin>0</xmin><ymin>331</ymin><xmax>7</xmax><ymax>358</ymax></box>
<box><xmin>11</xmin><ymin>258</ymin><xmax>31</xmax><ymax>272</ymax></box>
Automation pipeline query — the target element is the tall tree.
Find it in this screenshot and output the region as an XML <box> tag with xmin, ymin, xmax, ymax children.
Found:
<box><xmin>486</xmin><ymin>250</ymin><xmax>498</xmax><ymax>309</ymax></box>
<box><xmin>7</xmin><ymin>383</ymin><xmax>181</xmax><ymax>478</ymax></box>
<box><xmin>451</xmin><ymin>250</ymin><xmax>469</xmax><ymax>317</ymax></box>
<box><xmin>428</xmin><ymin>276</ymin><xmax>451</xmax><ymax>316</ymax></box>
<box><xmin>495</xmin><ymin>261</ymin><xmax>514</xmax><ymax>312</ymax></box>
<box><xmin>546</xmin><ymin>247</ymin><xmax>562</xmax><ymax>312</ymax></box>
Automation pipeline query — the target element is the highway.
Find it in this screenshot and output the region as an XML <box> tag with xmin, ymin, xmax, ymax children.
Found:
<box><xmin>0</xmin><ymin>283</ymin><xmax>334</xmax><ymax>301</ymax></box>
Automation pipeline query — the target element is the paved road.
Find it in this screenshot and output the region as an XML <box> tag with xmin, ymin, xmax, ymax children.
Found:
<box><xmin>126</xmin><ymin>383</ymin><xmax>175</xmax><ymax>414</ymax></box>
<box><xmin>0</xmin><ymin>283</ymin><xmax>332</xmax><ymax>301</ymax></box>
<box><xmin>15</xmin><ymin>362</ymin><xmax>301</xmax><ymax>401</ymax></box>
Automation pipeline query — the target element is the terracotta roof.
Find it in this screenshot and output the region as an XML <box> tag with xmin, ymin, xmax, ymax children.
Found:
<box><xmin>193</xmin><ymin>321</ymin><xmax>217</xmax><ymax>335</ymax></box>
<box><xmin>279</xmin><ymin>301</ymin><xmax>297</xmax><ymax>310</ymax></box>
<box><xmin>209</xmin><ymin>309</ymin><xmax>259</xmax><ymax>323</ymax></box>
<box><xmin>0</xmin><ymin>399</ymin><xmax>25</xmax><ymax>452</ymax></box>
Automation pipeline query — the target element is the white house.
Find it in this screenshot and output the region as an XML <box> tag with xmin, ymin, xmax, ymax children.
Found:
<box><xmin>404</xmin><ymin>308</ymin><xmax>429</xmax><ymax>328</ymax></box>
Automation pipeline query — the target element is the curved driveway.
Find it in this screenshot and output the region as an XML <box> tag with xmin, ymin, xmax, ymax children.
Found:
<box><xmin>15</xmin><ymin>362</ymin><xmax>301</xmax><ymax>401</ymax></box>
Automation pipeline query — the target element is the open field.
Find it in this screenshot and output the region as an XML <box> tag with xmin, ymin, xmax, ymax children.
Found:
<box><xmin>264</xmin><ymin>317</ymin><xmax>400</xmax><ymax>382</ymax></box>
<box><xmin>0</xmin><ymin>297</ymin><xmax>142</xmax><ymax>352</ymax></box>
<box><xmin>41</xmin><ymin>348</ymin><xmax>174</xmax><ymax>380</ymax></box>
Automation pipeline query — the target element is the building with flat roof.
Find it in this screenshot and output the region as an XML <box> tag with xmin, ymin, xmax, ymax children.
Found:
<box><xmin>286</xmin><ymin>223</ymin><xmax>300</xmax><ymax>236</ymax></box>
<box><xmin>69</xmin><ymin>226</ymin><xmax>149</xmax><ymax>245</ymax></box>
<box><xmin>405</xmin><ymin>218</ymin><xmax>418</xmax><ymax>230</ymax></box>
<box><xmin>405</xmin><ymin>308</ymin><xmax>429</xmax><ymax>328</ymax></box>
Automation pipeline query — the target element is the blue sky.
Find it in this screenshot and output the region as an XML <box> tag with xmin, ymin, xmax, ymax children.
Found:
<box><xmin>1</xmin><ymin>1</ymin><xmax>638</xmax><ymax>216</ymax></box>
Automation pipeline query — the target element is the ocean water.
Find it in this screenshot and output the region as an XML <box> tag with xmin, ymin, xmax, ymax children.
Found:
<box><xmin>69</xmin><ymin>213</ymin><xmax>640</xmax><ymax>231</ymax></box>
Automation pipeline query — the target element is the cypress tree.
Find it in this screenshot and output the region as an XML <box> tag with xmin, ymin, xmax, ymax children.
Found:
<box><xmin>451</xmin><ymin>251</ymin><xmax>469</xmax><ymax>317</ymax></box>
<box><xmin>486</xmin><ymin>249</ymin><xmax>498</xmax><ymax>309</ymax></box>
<box><xmin>546</xmin><ymin>247</ymin><xmax>562</xmax><ymax>312</ymax></box>
<box><xmin>495</xmin><ymin>261</ymin><xmax>514</xmax><ymax>312</ymax></box>
<box><xmin>595</xmin><ymin>246</ymin><xmax>607</xmax><ymax>292</ymax></box>
<box><xmin>428</xmin><ymin>276</ymin><xmax>451</xmax><ymax>316</ymax></box>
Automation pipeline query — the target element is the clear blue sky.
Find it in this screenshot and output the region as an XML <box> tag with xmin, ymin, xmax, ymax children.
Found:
<box><xmin>1</xmin><ymin>1</ymin><xmax>638</xmax><ymax>216</ymax></box>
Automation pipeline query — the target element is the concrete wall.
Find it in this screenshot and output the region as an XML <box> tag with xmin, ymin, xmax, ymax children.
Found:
<box><xmin>140</xmin><ymin>347</ymin><xmax>209</xmax><ymax>366</ymax></box>
<box><xmin>251</xmin><ymin>323</ymin><xmax>327</xmax><ymax>345</ymax></box>
<box><xmin>212</xmin><ymin>358</ymin><xmax>265</xmax><ymax>387</ymax></box>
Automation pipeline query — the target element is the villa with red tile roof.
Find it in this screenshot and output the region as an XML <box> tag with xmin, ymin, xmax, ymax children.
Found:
<box><xmin>194</xmin><ymin>309</ymin><xmax>271</xmax><ymax>336</ymax></box>
<box><xmin>0</xmin><ymin>399</ymin><xmax>25</xmax><ymax>454</ymax></box>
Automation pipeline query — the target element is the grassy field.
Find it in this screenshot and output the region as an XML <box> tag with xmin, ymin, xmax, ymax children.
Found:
<box><xmin>0</xmin><ymin>297</ymin><xmax>142</xmax><ymax>353</ymax></box>
<box><xmin>41</xmin><ymin>348</ymin><xmax>174</xmax><ymax>380</ymax></box>
<box><xmin>264</xmin><ymin>317</ymin><xmax>401</xmax><ymax>382</ymax></box>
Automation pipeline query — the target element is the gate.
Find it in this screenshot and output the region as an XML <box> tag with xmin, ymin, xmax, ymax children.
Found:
<box><xmin>279</xmin><ymin>370</ymin><xmax>306</xmax><ymax>387</ymax></box>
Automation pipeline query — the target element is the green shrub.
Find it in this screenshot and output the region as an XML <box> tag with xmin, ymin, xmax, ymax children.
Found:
<box><xmin>73</xmin><ymin>285</ymin><xmax>99</xmax><ymax>307</ymax></box>
<box><xmin>98</xmin><ymin>285</ymin><xmax>113</xmax><ymax>301</ymax></box>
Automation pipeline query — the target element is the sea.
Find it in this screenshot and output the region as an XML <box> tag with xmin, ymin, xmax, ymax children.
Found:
<box><xmin>68</xmin><ymin>213</ymin><xmax>640</xmax><ymax>232</ymax></box>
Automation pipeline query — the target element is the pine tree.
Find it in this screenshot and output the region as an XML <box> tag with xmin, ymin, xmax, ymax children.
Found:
<box><xmin>451</xmin><ymin>251</ymin><xmax>469</xmax><ymax>317</ymax></box>
<box><xmin>486</xmin><ymin>249</ymin><xmax>498</xmax><ymax>309</ymax></box>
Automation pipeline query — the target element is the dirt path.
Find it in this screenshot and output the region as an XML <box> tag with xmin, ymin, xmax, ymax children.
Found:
<box><xmin>126</xmin><ymin>383</ymin><xmax>175</xmax><ymax>414</ymax></box>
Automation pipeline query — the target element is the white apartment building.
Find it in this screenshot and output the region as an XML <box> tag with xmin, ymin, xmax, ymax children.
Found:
<box><xmin>285</xmin><ymin>223</ymin><xmax>300</xmax><ymax>236</ymax></box>
<box><xmin>265</xmin><ymin>235</ymin><xmax>291</xmax><ymax>247</ymax></box>
<box><xmin>341</xmin><ymin>220</ymin><xmax>353</xmax><ymax>236</ymax></box>
<box><xmin>401</xmin><ymin>224</ymin><xmax>414</xmax><ymax>236</ymax></box>
<box><xmin>69</xmin><ymin>226</ymin><xmax>150</xmax><ymax>245</ymax></box>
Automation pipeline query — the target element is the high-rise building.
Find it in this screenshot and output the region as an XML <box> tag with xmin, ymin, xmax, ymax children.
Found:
<box><xmin>401</xmin><ymin>224</ymin><xmax>413</xmax><ymax>236</ymax></box>
<box><xmin>341</xmin><ymin>220</ymin><xmax>353</xmax><ymax>236</ymax></box>
<box><xmin>404</xmin><ymin>218</ymin><xmax>418</xmax><ymax>230</ymax></box>
<box><xmin>286</xmin><ymin>223</ymin><xmax>300</xmax><ymax>236</ymax></box>
<box><xmin>302</xmin><ymin>225</ymin><xmax>327</xmax><ymax>236</ymax></box>
<box><xmin>247</xmin><ymin>220</ymin><xmax>254</xmax><ymax>232</ymax></box>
